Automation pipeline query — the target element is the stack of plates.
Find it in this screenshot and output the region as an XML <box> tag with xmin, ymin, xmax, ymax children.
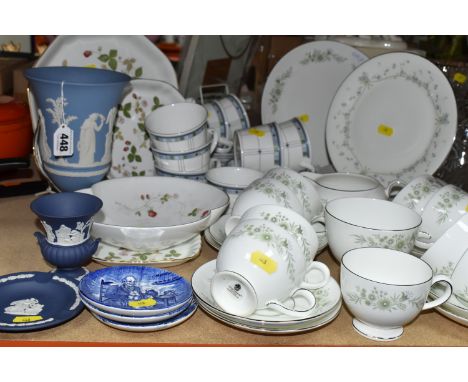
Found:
<box><xmin>79</xmin><ymin>266</ymin><xmax>197</xmax><ymax>332</ymax></box>
<box><xmin>191</xmin><ymin>260</ymin><xmax>341</xmax><ymax>334</ymax></box>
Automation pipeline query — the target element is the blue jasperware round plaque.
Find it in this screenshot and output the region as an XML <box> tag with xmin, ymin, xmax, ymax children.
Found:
<box><xmin>79</xmin><ymin>266</ymin><xmax>192</xmax><ymax>317</ymax></box>
<box><xmin>0</xmin><ymin>272</ymin><xmax>83</xmax><ymax>332</ymax></box>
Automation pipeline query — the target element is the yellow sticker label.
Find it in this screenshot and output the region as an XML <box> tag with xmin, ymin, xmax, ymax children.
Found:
<box><xmin>250</xmin><ymin>251</ymin><xmax>277</xmax><ymax>274</ymax></box>
<box><xmin>377</xmin><ymin>124</ymin><xmax>394</xmax><ymax>137</ymax></box>
<box><xmin>128</xmin><ymin>298</ymin><xmax>156</xmax><ymax>308</ymax></box>
<box><xmin>454</xmin><ymin>72</ymin><xmax>467</xmax><ymax>84</ymax></box>
<box><xmin>248</xmin><ymin>128</ymin><xmax>266</xmax><ymax>137</ymax></box>
<box><xmin>299</xmin><ymin>114</ymin><xmax>309</xmax><ymax>123</ymax></box>
<box><xmin>84</xmin><ymin>64</ymin><xmax>97</xmax><ymax>69</ymax></box>
<box><xmin>464</xmin><ymin>205</ymin><xmax>468</xmax><ymax>213</ymax></box>
<box><xmin>13</xmin><ymin>316</ymin><xmax>43</xmax><ymax>323</ymax></box>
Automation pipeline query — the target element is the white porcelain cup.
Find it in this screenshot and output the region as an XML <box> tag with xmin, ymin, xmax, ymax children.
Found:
<box><xmin>231</xmin><ymin>177</ymin><xmax>304</xmax><ymax>218</ymax></box>
<box><xmin>301</xmin><ymin>172</ymin><xmax>394</xmax><ymax>206</ymax></box>
<box><xmin>204</xmin><ymin>101</ymin><xmax>229</xmax><ymax>139</ymax></box>
<box><xmin>264</xmin><ymin>167</ymin><xmax>323</xmax><ymax>223</ymax></box>
<box><xmin>421</xmin><ymin>214</ymin><xmax>468</xmax><ymax>278</ymax></box>
<box><xmin>206</xmin><ymin>167</ymin><xmax>264</xmax><ymax>213</ymax></box>
<box><xmin>341</xmin><ymin>247</ymin><xmax>452</xmax><ymax>341</ymax></box>
<box><xmin>224</xmin><ymin>204</ymin><xmax>319</xmax><ymax>264</ymax></box>
<box><xmin>276</xmin><ymin>118</ymin><xmax>314</xmax><ymax>172</ymax></box>
<box><xmin>416</xmin><ymin>184</ymin><xmax>468</xmax><ymax>249</ymax></box>
<box><xmin>151</xmin><ymin>139</ymin><xmax>218</xmax><ymax>174</ymax></box>
<box><xmin>216</xmin><ymin>94</ymin><xmax>250</xmax><ymax>139</ymax></box>
<box><xmin>233</xmin><ymin>124</ymin><xmax>282</xmax><ymax>172</ymax></box>
<box><xmin>212</xmin><ymin>219</ymin><xmax>330</xmax><ymax>317</ymax></box>
<box><xmin>392</xmin><ymin>175</ymin><xmax>446</xmax><ymax>215</ymax></box>
<box><xmin>325</xmin><ymin>197</ymin><xmax>423</xmax><ymax>262</ymax></box>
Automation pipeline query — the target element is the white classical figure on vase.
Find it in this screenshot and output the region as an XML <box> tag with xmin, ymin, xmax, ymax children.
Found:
<box><xmin>78</xmin><ymin>113</ymin><xmax>106</xmax><ymax>166</ymax></box>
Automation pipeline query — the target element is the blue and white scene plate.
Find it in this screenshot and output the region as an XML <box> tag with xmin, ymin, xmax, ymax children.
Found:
<box><xmin>92</xmin><ymin>299</ymin><xmax>198</xmax><ymax>332</ymax></box>
<box><xmin>79</xmin><ymin>266</ymin><xmax>192</xmax><ymax>317</ymax></box>
<box><xmin>0</xmin><ymin>272</ymin><xmax>83</xmax><ymax>332</ymax></box>
<box><xmin>80</xmin><ymin>291</ymin><xmax>193</xmax><ymax>324</ymax></box>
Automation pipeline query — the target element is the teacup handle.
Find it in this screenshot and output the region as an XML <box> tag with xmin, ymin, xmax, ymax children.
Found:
<box><xmin>299</xmin><ymin>159</ymin><xmax>316</xmax><ymax>173</ymax></box>
<box><xmin>266</xmin><ymin>288</ymin><xmax>316</xmax><ymax>318</ymax></box>
<box><xmin>414</xmin><ymin>231</ymin><xmax>433</xmax><ymax>250</ymax></box>
<box><xmin>224</xmin><ymin>215</ymin><xmax>241</xmax><ymax>236</ymax></box>
<box><xmin>208</xmin><ymin>128</ymin><xmax>220</xmax><ymax>154</ymax></box>
<box><xmin>300</xmin><ymin>261</ymin><xmax>330</xmax><ymax>290</ymax></box>
<box><xmin>422</xmin><ymin>275</ymin><xmax>453</xmax><ymax>310</ymax></box>
<box><xmin>215</xmin><ymin>136</ymin><xmax>234</xmax><ymax>154</ymax></box>
<box><xmin>300</xmin><ymin>171</ymin><xmax>320</xmax><ymax>180</ymax></box>
<box><xmin>385</xmin><ymin>179</ymin><xmax>406</xmax><ymax>199</ymax></box>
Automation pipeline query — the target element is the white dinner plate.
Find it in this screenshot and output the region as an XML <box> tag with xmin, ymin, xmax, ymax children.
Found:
<box><xmin>326</xmin><ymin>52</ymin><xmax>457</xmax><ymax>187</ymax></box>
<box><xmin>261</xmin><ymin>41</ymin><xmax>368</xmax><ymax>171</ymax></box>
<box><xmin>108</xmin><ymin>79</ymin><xmax>185</xmax><ymax>178</ymax></box>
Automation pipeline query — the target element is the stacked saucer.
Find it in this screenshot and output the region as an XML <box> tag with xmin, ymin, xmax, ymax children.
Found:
<box><xmin>79</xmin><ymin>266</ymin><xmax>197</xmax><ymax>332</ymax></box>
<box><xmin>192</xmin><ymin>260</ymin><xmax>341</xmax><ymax>334</ymax></box>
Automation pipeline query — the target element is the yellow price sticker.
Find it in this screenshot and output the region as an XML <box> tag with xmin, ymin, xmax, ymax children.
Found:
<box><xmin>464</xmin><ymin>205</ymin><xmax>468</xmax><ymax>213</ymax></box>
<box><xmin>128</xmin><ymin>298</ymin><xmax>156</xmax><ymax>308</ymax></box>
<box><xmin>377</xmin><ymin>124</ymin><xmax>394</xmax><ymax>137</ymax></box>
<box><xmin>84</xmin><ymin>64</ymin><xmax>97</xmax><ymax>69</ymax></box>
<box><xmin>250</xmin><ymin>251</ymin><xmax>277</xmax><ymax>275</ymax></box>
<box><xmin>454</xmin><ymin>72</ymin><xmax>467</xmax><ymax>84</ymax></box>
<box><xmin>299</xmin><ymin>114</ymin><xmax>309</xmax><ymax>123</ymax></box>
<box><xmin>248</xmin><ymin>128</ymin><xmax>266</xmax><ymax>138</ymax></box>
<box><xmin>13</xmin><ymin>316</ymin><xmax>43</xmax><ymax>323</ymax></box>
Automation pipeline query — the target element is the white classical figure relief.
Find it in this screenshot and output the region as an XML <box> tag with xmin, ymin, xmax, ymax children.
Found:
<box><xmin>41</xmin><ymin>221</ymin><xmax>56</xmax><ymax>242</ymax></box>
<box><xmin>55</xmin><ymin>221</ymin><xmax>91</xmax><ymax>244</ymax></box>
<box><xmin>77</xmin><ymin>113</ymin><xmax>106</xmax><ymax>166</ymax></box>
<box><xmin>4</xmin><ymin>298</ymin><xmax>44</xmax><ymax>316</ymax></box>
<box><xmin>101</xmin><ymin>107</ymin><xmax>118</xmax><ymax>163</ymax></box>
<box><xmin>37</xmin><ymin>109</ymin><xmax>52</xmax><ymax>161</ymax></box>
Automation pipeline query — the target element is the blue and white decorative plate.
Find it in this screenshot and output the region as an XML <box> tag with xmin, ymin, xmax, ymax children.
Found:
<box><xmin>0</xmin><ymin>272</ymin><xmax>83</xmax><ymax>332</ymax></box>
<box><xmin>91</xmin><ymin>299</ymin><xmax>198</xmax><ymax>332</ymax></box>
<box><xmin>80</xmin><ymin>291</ymin><xmax>193</xmax><ymax>324</ymax></box>
<box><xmin>79</xmin><ymin>266</ymin><xmax>192</xmax><ymax>317</ymax></box>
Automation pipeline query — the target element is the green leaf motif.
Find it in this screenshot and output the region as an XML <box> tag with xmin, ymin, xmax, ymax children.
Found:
<box><xmin>109</xmin><ymin>49</ymin><xmax>118</xmax><ymax>58</ymax></box>
<box><xmin>137</xmin><ymin>123</ymin><xmax>146</xmax><ymax>132</ymax></box>
<box><xmin>108</xmin><ymin>58</ymin><xmax>118</xmax><ymax>71</ymax></box>
<box><xmin>128</xmin><ymin>153</ymin><xmax>135</xmax><ymax>162</ymax></box>
<box><xmin>135</xmin><ymin>67</ymin><xmax>143</xmax><ymax>78</ymax></box>
<box><xmin>131</xmin><ymin>171</ymin><xmax>138</xmax><ymax>176</ymax></box>
<box><xmin>98</xmin><ymin>54</ymin><xmax>109</xmax><ymax>62</ymax></box>
<box><xmin>139</xmin><ymin>171</ymin><xmax>145</xmax><ymax>176</ymax></box>
<box><xmin>131</xmin><ymin>145</ymin><xmax>137</xmax><ymax>154</ymax></box>
<box><xmin>135</xmin><ymin>155</ymin><xmax>142</xmax><ymax>163</ymax></box>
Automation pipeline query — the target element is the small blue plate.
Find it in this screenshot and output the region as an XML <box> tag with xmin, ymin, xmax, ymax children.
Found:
<box><xmin>79</xmin><ymin>266</ymin><xmax>192</xmax><ymax>317</ymax></box>
<box><xmin>92</xmin><ymin>299</ymin><xmax>198</xmax><ymax>332</ymax></box>
<box><xmin>0</xmin><ymin>271</ymin><xmax>83</xmax><ymax>332</ymax></box>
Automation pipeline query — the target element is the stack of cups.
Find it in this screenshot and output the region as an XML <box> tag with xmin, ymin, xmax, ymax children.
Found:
<box><xmin>145</xmin><ymin>103</ymin><xmax>231</xmax><ymax>181</ymax></box>
<box><xmin>203</xmin><ymin>94</ymin><xmax>251</xmax><ymax>167</ymax></box>
<box><xmin>211</xmin><ymin>204</ymin><xmax>331</xmax><ymax>318</ymax></box>
<box><xmin>233</xmin><ymin>117</ymin><xmax>314</xmax><ymax>172</ymax></box>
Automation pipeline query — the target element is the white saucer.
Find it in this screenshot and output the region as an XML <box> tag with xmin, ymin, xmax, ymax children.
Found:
<box><xmin>209</xmin><ymin>215</ymin><xmax>229</xmax><ymax>244</ymax></box>
<box><xmin>191</xmin><ymin>260</ymin><xmax>341</xmax><ymax>332</ymax></box>
<box><xmin>204</xmin><ymin>229</ymin><xmax>221</xmax><ymax>251</ymax></box>
<box><xmin>92</xmin><ymin>235</ymin><xmax>202</xmax><ymax>267</ymax></box>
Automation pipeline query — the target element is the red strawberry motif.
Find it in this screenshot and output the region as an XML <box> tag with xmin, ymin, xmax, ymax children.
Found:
<box><xmin>148</xmin><ymin>210</ymin><xmax>157</xmax><ymax>218</ymax></box>
<box><xmin>83</xmin><ymin>50</ymin><xmax>92</xmax><ymax>57</ymax></box>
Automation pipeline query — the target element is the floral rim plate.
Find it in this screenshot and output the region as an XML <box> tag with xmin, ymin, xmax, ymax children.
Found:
<box><xmin>91</xmin><ymin>299</ymin><xmax>197</xmax><ymax>332</ymax></box>
<box><xmin>191</xmin><ymin>260</ymin><xmax>341</xmax><ymax>326</ymax></box>
<box><xmin>0</xmin><ymin>272</ymin><xmax>83</xmax><ymax>332</ymax></box>
<box><xmin>36</xmin><ymin>35</ymin><xmax>177</xmax><ymax>87</ymax></box>
<box><xmin>435</xmin><ymin>304</ymin><xmax>468</xmax><ymax>327</ymax></box>
<box><xmin>79</xmin><ymin>266</ymin><xmax>192</xmax><ymax>316</ymax></box>
<box><xmin>92</xmin><ymin>234</ymin><xmax>202</xmax><ymax>267</ymax></box>
<box><xmin>261</xmin><ymin>41</ymin><xmax>368</xmax><ymax>170</ymax></box>
<box><xmin>109</xmin><ymin>79</ymin><xmax>185</xmax><ymax>179</ymax></box>
<box><xmin>326</xmin><ymin>52</ymin><xmax>457</xmax><ymax>187</ymax></box>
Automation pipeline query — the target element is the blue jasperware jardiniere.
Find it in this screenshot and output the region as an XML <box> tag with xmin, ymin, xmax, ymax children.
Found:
<box><xmin>25</xmin><ymin>66</ymin><xmax>130</xmax><ymax>191</ymax></box>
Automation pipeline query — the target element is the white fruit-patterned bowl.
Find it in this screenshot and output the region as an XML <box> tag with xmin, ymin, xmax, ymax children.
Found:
<box><xmin>78</xmin><ymin>177</ymin><xmax>229</xmax><ymax>251</ymax></box>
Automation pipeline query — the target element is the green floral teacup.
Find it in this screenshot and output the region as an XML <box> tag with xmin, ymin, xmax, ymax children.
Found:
<box><xmin>341</xmin><ymin>247</ymin><xmax>452</xmax><ymax>341</ymax></box>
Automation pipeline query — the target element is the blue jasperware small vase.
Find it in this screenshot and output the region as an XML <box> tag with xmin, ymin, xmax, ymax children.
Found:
<box><xmin>25</xmin><ymin>66</ymin><xmax>130</xmax><ymax>191</ymax></box>
<box><xmin>34</xmin><ymin>232</ymin><xmax>100</xmax><ymax>269</ymax></box>
<box><xmin>30</xmin><ymin>191</ymin><xmax>103</xmax><ymax>247</ymax></box>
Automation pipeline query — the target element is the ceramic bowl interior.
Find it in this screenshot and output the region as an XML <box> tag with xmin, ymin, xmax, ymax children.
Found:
<box><xmin>89</xmin><ymin>177</ymin><xmax>228</xmax><ymax>228</ymax></box>
<box><xmin>206</xmin><ymin>167</ymin><xmax>263</xmax><ymax>189</ymax></box>
<box><xmin>312</xmin><ymin>173</ymin><xmax>381</xmax><ymax>192</ymax></box>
